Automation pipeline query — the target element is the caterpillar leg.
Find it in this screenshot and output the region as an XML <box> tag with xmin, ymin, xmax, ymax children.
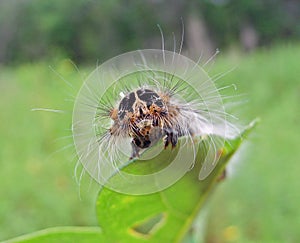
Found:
<box><xmin>164</xmin><ymin>128</ymin><xmax>178</xmax><ymax>148</ymax></box>
<box><xmin>130</xmin><ymin>140</ymin><xmax>141</xmax><ymax>159</ymax></box>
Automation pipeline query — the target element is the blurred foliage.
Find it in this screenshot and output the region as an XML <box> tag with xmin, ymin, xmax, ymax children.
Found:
<box><xmin>203</xmin><ymin>44</ymin><xmax>300</xmax><ymax>242</ymax></box>
<box><xmin>1</xmin><ymin>44</ymin><xmax>299</xmax><ymax>242</ymax></box>
<box><xmin>0</xmin><ymin>61</ymin><xmax>99</xmax><ymax>241</ymax></box>
<box><xmin>197</xmin><ymin>0</ymin><xmax>300</xmax><ymax>45</ymax></box>
<box><xmin>0</xmin><ymin>0</ymin><xmax>299</xmax><ymax>64</ymax></box>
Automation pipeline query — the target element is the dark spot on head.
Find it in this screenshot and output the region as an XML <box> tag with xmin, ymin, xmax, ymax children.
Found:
<box><xmin>154</xmin><ymin>99</ymin><xmax>164</xmax><ymax>107</ymax></box>
<box><xmin>118</xmin><ymin>92</ymin><xmax>135</xmax><ymax>119</ymax></box>
<box><xmin>139</xmin><ymin>107</ymin><xmax>144</xmax><ymax>116</ymax></box>
<box><xmin>133</xmin><ymin>137</ymin><xmax>151</xmax><ymax>148</ymax></box>
<box><xmin>133</xmin><ymin>138</ymin><xmax>141</xmax><ymax>147</ymax></box>
<box><xmin>136</xmin><ymin>89</ymin><xmax>163</xmax><ymax>108</ymax></box>
<box><xmin>143</xmin><ymin>140</ymin><xmax>151</xmax><ymax>148</ymax></box>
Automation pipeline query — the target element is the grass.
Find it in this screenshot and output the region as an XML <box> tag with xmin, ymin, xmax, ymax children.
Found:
<box><xmin>0</xmin><ymin>60</ymin><xmax>98</xmax><ymax>241</ymax></box>
<box><xmin>0</xmin><ymin>43</ymin><xmax>299</xmax><ymax>242</ymax></box>
<box><xmin>204</xmin><ymin>43</ymin><xmax>300</xmax><ymax>242</ymax></box>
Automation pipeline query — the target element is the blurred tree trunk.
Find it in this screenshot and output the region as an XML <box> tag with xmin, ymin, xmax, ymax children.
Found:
<box><xmin>240</xmin><ymin>23</ymin><xmax>259</xmax><ymax>52</ymax></box>
<box><xmin>186</xmin><ymin>15</ymin><xmax>215</xmax><ymax>62</ymax></box>
<box><xmin>0</xmin><ymin>1</ymin><xmax>20</xmax><ymax>63</ymax></box>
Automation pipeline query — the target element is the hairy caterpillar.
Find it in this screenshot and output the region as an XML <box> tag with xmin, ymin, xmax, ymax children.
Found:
<box><xmin>72</xmin><ymin>44</ymin><xmax>241</xmax><ymax>195</ymax></box>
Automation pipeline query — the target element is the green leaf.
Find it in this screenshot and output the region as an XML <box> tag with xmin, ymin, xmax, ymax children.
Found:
<box><xmin>96</xmin><ymin>120</ymin><xmax>258</xmax><ymax>243</ymax></box>
<box><xmin>4</xmin><ymin>227</ymin><xmax>104</xmax><ymax>243</ymax></box>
